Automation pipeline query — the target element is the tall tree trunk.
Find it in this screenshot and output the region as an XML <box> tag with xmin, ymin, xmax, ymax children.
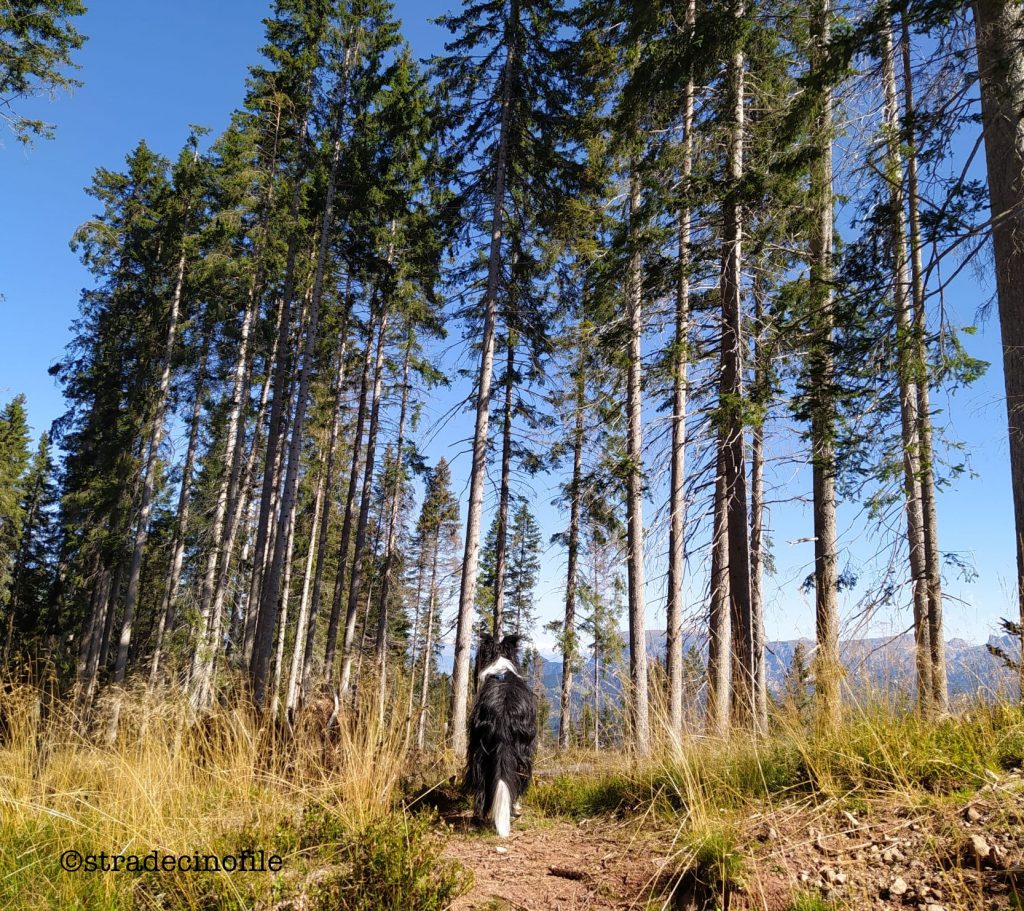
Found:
<box><xmin>251</xmin><ymin>50</ymin><xmax>355</xmax><ymax>707</ymax></box>
<box><xmin>246</xmin><ymin>120</ymin><xmax>309</xmax><ymax>675</ymax></box>
<box><xmin>269</xmin><ymin>497</ymin><xmax>298</xmax><ymax>721</ymax></box>
<box><xmin>374</xmin><ymin>336</ymin><xmax>413</xmax><ymax>725</ymax></box>
<box><xmin>720</xmin><ymin>7</ymin><xmax>756</xmax><ymax>731</ymax></box>
<box><xmin>416</xmin><ymin>538</ymin><xmax>442</xmax><ymax>751</ymax></box>
<box><xmin>809</xmin><ymin>0</ymin><xmax>841</xmax><ymax>733</ymax></box>
<box><xmin>881</xmin><ymin>17</ymin><xmax>933</xmax><ymax>712</ymax></box>
<box><xmin>667</xmin><ymin>0</ymin><xmax>696</xmax><ymax>735</ymax></box>
<box><xmin>707</xmin><ymin>445</ymin><xmax>731</xmax><ymax>736</ymax></box>
<box><xmin>901</xmin><ymin>18</ymin><xmax>948</xmax><ymax>712</ymax></box>
<box><xmin>300</xmin><ymin>306</ymin><xmax>350</xmax><ymax>696</ymax></box>
<box><xmin>449</xmin><ymin>0</ymin><xmax>519</xmax><ymax>758</ymax></box>
<box><xmin>149</xmin><ymin>327</ymin><xmax>210</xmax><ymax>687</ymax></box>
<box><xmin>625</xmin><ymin>171</ymin><xmax>650</xmax><ymax>755</ymax></box>
<box><xmin>492</xmin><ymin>333</ymin><xmax>516</xmax><ymax>637</ymax></box>
<box><xmin>338</xmin><ymin>302</ymin><xmax>390</xmax><ymax>697</ymax></box>
<box><xmin>404</xmin><ymin>541</ymin><xmax>427</xmax><ymax>745</ymax></box>
<box><xmin>559</xmin><ymin>339</ymin><xmax>585</xmax><ymax>751</ymax></box>
<box><xmin>286</xmin><ymin>466</ymin><xmax>325</xmax><ymax>714</ymax></box>
<box><xmin>974</xmin><ymin>0</ymin><xmax>1024</xmax><ymax>695</ymax></box>
<box><xmin>323</xmin><ymin>308</ymin><xmax>376</xmax><ymax>677</ymax></box>
<box><xmin>112</xmin><ymin>246</ymin><xmax>187</xmax><ymax>693</ymax></box>
<box><xmin>750</xmin><ymin>277</ymin><xmax>768</xmax><ymax>731</ymax></box>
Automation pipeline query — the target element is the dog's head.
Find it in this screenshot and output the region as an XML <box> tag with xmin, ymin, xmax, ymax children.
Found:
<box><xmin>475</xmin><ymin>632</ymin><xmax>523</xmax><ymax>685</ymax></box>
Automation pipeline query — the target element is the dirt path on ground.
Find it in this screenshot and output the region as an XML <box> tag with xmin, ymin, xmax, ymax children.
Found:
<box><xmin>441</xmin><ymin>811</ymin><xmax>675</xmax><ymax>911</ymax></box>
<box><xmin>437</xmin><ymin>769</ymin><xmax>1024</xmax><ymax>911</ymax></box>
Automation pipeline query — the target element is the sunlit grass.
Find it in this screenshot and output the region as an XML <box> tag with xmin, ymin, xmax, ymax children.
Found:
<box><xmin>0</xmin><ymin>678</ymin><xmax>465</xmax><ymax>910</ymax></box>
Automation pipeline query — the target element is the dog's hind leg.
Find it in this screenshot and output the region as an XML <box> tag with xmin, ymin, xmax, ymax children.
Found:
<box><xmin>490</xmin><ymin>779</ymin><xmax>512</xmax><ymax>837</ymax></box>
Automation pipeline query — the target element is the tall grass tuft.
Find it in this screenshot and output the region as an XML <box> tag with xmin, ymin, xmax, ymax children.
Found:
<box><xmin>0</xmin><ymin>679</ymin><xmax>466</xmax><ymax>910</ymax></box>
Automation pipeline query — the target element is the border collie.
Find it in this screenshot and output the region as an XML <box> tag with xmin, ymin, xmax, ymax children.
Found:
<box><xmin>465</xmin><ymin>633</ymin><xmax>538</xmax><ymax>837</ymax></box>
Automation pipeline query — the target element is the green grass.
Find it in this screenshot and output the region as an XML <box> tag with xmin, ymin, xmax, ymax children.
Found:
<box><xmin>531</xmin><ymin>701</ymin><xmax>1024</xmax><ymax>826</ymax></box>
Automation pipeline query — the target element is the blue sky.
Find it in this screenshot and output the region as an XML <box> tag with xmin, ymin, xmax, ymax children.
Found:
<box><xmin>0</xmin><ymin>1</ymin><xmax>1018</xmax><ymax>652</ymax></box>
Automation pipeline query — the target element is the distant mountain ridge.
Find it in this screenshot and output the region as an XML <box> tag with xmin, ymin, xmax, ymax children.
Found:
<box><xmin>439</xmin><ymin>631</ymin><xmax>1019</xmax><ymax>705</ymax></box>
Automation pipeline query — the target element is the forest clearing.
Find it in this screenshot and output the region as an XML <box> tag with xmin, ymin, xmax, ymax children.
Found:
<box><xmin>3</xmin><ymin>0</ymin><xmax>1024</xmax><ymax>907</ymax></box>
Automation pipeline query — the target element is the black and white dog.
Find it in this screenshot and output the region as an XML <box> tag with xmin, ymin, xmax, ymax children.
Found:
<box><xmin>465</xmin><ymin>633</ymin><xmax>537</xmax><ymax>837</ymax></box>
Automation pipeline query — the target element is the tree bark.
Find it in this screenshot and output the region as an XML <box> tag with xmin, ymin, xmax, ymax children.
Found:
<box><xmin>286</xmin><ymin>466</ymin><xmax>325</xmax><ymax>715</ymax></box>
<box><xmin>625</xmin><ymin>171</ymin><xmax>650</xmax><ymax>755</ymax></box>
<box><xmin>750</xmin><ymin>277</ymin><xmax>768</xmax><ymax>731</ymax></box>
<box><xmin>881</xmin><ymin>17</ymin><xmax>933</xmax><ymax>712</ymax></box>
<box><xmin>251</xmin><ymin>48</ymin><xmax>356</xmax><ymax>707</ymax></box>
<box><xmin>324</xmin><ymin>308</ymin><xmax>376</xmax><ymax>678</ymax></box>
<box><xmin>338</xmin><ymin>301</ymin><xmax>390</xmax><ymax>697</ymax></box>
<box><xmin>720</xmin><ymin>7</ymin><xmax>756</xmax><ymax>731</ymax></box>
<box><xmin>707</xmin><ymin>444</ymin><xmax>731</xmax><ymax>737</ymax></box>
<box><xmin>900</xmin><ymin>18</ymin><xmax>948</xmax><ymax>712</ymax></box>
<box><xmin>667</xmin><ymin>0</ymin><xmax>695</xmax><ymax>735</ymax></box>
<box><xmin>149</xmin><ymin>326</ymin><xmax>210</xmax><ymax>687</ymax></box>
<box><xmin>492</xmin><ymin>333</ymin><xmax>516</xmax><ymax>637</ymax></box>
<box><xmin>374</xmin><ymin>336</ymin><xmax>413</xmax><ymax>724</ymax></box>
<box><xmin>559</xmin><ymin>339</ymin><xmax>585</xmax><ymax>751</ymax></box>
<box><xmin>299</xmin><ymin>308</ymin><xmax>350</xmax><ymax>697</ymax></box>
<box><xmin>973</xmin><ymin>0</ymin><xmax>1024</xmax><ymax>699</ymax></box>
<box><xmin>416</xmin><ymin>539</ymin><xmax>442</xmax><ymax>751</ymax></box>
<box><xmin>449</xmin><ymin>0</ymin><xmax>519</xmax><ymax>757</ymax></box>
<box><xmin>112</xmin><ymin>244</ymin><xmax>187</xmax><ymax>693</ymax></box>
<box><xmin>809</xmin><ymin>0</ymin><xmax>841</xmax><ymax>733</ymax></box>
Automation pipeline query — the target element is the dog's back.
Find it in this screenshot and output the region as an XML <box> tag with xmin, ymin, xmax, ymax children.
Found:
<box><xmin>466</xmin><ymin>635</ymin><xmax>538</xmax><ymax>836</ymax></box>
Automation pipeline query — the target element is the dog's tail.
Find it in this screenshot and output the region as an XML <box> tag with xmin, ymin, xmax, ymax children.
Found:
<box><xmin>491</xmin><ymin>779</ymin><xmax>512</xmax><ymax>838</ymax></box>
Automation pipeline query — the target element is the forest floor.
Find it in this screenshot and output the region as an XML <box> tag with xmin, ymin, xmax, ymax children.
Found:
<box><xmin>427</xmin><ymin>764</ymin><xmax>1024</xmax><ymax>911</ymax></box>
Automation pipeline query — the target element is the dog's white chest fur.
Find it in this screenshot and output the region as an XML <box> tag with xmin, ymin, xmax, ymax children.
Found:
<box><xmin>477</xmin><ymin>656</ymin><xmax>520</xmax><ymax>687</ymax></box>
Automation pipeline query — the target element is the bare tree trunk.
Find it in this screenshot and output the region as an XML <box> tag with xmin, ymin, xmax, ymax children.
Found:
<box><xmin>974</xmin><ymin>0</ymin><xmax>1024</xmax><ymax>699</ymax></box>
<box><xmin>881</xmin><ymin>17</ymin><xmax>933</xmax><ymax>712</ymax></box>
<box><xmin>246</xmin><ymin>128</ymin><xmax>308</xmax><ymax>677</ymax></box>
<box><xmin>191</xmin><ymin>272</ymin><xmax>269</xmax><ymax>701</ymax></box>
<box><xmin>720</xmin><ymin>8</ymin><xmax>756</xmax><ymax>731</ymax></box>
<box><xmin>449</xmin><ymin>0</ymin><xmax>519</xmax><ymax>757</ymax></box>
<box><xmin>339</xmin><ymin>302</ymin><xmax>390</xmax><ymax>697</ymax></box>
<box><xmin>269</xmin><ymin>499</ymin><xmax>298</xmax><ymax>721</ymax></box>
<box><xmin>559</xmin><ymin>340</ymin><xmax>585</xmax><ymax>751</ymax></box>
<box><xmin>324</xmin><ymin>309</ymin><xmax>376</xmax><ymax>677</ymax></box>
<box><xmin>252</xmin><ymin>50</ymin><xmax>356</xmax><ymax>707</ymax></box>
<box><xmin>149</xmin><ymin>328</ymin><xmax>210</xmax><ymax>687</ymax></box>
<box><xmin>492</xmin><ymin>334</ymin><xmax>515</xmax><ymax>637</ymax></box>
<box><xmin>76</xmin><ymin>563</ymin><xmax>109</xmax><ymax>716</ymax></box>
<box><xmin>286</xmin><ymin>467</ymin><xmax>325</xmax><ymax>714</ymax></box>
<box><xmin>404</xmin><ymin>543</ymin><xmax>427</xmax><ymax>745</ymax></box>
<box><xmin>750</xmin><ymin>278</ymin><xmax>768</xmax><ymax>731</ymax></box>
<box><xmin>374</xmin><ymin>337</ymin><xmax>413</xmax><ymax>724</ymax></box>
<box><xmin>112</xmin><ymin>247</ymin><xmax>187</xmax><ymax>691</ymax></box>
<box><xmin>668</xmin><ymin>1</ymin><xmax>695</xmax><ymax>735</ymax></box>
<box><xmin>416</xmin><ymin>541</ymin><xmax>442</xmax><ymax>752</ymax></box>
<box><xmin>809</xmin><ymin>0</ymin><xmax>841</xmax><ymax>733</ymax></box>
<box><xmin>625</xmin><ymin>171</ymin><xmax>650</xmax><ymax>755</ymax></box>
<box><xmin>900</xmin><ymin>19</ymin><xmax>947</xmax><ymax>712</ymax></box>
<box><xmin>707</xmin><ymin>445</ymin><xmax>731</xmax><ymax>737</ymax></box>
<box><xmin>300</xmin><ymin>307</ymin><xmax>350</xmax><ymax>695</ymax></box>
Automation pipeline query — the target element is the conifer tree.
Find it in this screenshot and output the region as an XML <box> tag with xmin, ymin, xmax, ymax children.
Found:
<box><xmin>434</xmin><ymin>0</ymin><xmax>581</xmax><ymax>755</ymax></box>
<box><xmin>0</xmin><ymin>0</ymin><xmax>86</xmax><ymax>144</ymax></box>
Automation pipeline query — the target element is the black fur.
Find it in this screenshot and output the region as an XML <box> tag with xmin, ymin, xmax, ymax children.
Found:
<box><xmin>465</xmin><ymin>633</ymin><xmax>538</xmax><ymax>822</ymax></box>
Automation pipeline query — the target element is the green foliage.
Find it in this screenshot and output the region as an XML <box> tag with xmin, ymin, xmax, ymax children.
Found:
<box><xmin>301</xmin><ymin>810</ymin><xmax>471</xmax><ymax>911</ymax></box>
<box><xmin>0</xmin><ymin>0</ymin><xmax>86</xmax><ymax>144</ymax></box>
<box><xmin>0</xmin><ymin>395</ymin><xmax>32</xmax><ymax>606</ymax></box>
<box><xmin>788</xmin><ymin>893</ymin><xmax>838</xmax><ymax>911</ymax></box>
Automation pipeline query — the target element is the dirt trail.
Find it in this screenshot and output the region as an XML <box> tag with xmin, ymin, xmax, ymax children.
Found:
<box><xmin>441</xmin><ymin>811</ymin><xmax>674</xmax><ymax>910</ymax></box>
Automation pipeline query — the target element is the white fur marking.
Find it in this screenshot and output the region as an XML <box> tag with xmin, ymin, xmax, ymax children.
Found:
<box><xmin>477</xmin><ymin>656</ymin><xmax>520</xmax><ymax>687</ymax></box>
<box><xmin>492</xmin><ymin>779</ymin><xmax>512</xmax><ymax>837</ymax></box>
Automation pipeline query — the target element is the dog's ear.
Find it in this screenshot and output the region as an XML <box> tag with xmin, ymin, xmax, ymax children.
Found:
<box><xmin>499</xmin><ymin>634</ymin><xmax>522</xmax><ymax>660</ymax></box>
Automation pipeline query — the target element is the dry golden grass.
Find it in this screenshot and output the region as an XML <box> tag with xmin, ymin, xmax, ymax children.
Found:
<box><xmin>0</xmin><ymin>679</ymin><xmax>448</xmax><ymax>910</ymax></box>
